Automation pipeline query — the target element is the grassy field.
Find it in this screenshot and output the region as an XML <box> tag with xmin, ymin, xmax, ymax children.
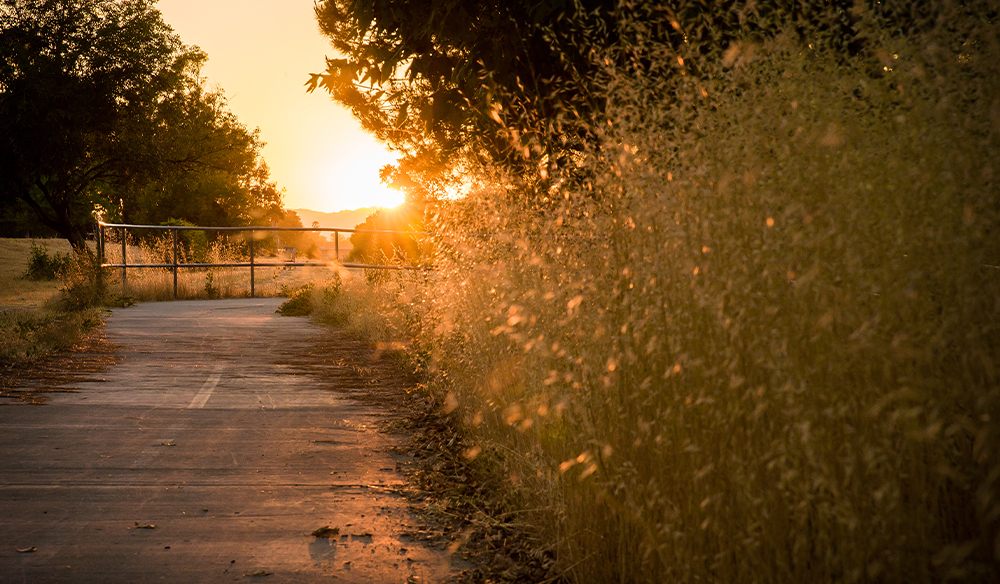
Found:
<box><xmin>0</xmin><ymin>238</ymin><xmax>74</xmax><ymax>310</ymax></box>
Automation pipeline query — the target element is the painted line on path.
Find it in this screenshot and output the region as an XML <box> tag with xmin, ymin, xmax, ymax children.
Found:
<box><xmin>187</xmin><ymin>363</ymin><xmax>225</xmax><ymax>409</ymax></box>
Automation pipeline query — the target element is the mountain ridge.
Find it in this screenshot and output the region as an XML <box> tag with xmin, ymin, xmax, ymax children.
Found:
<box><xmin>290</xmin><ymin>207</ymin><xmax>378</xmax><ymax>230</ymax></box>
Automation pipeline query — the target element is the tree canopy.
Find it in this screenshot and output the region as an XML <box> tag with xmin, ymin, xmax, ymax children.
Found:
<box><xmin>307</xmin><ymin>0</ymin><xmax>893</xmax><ymax>198</ymax></box>
<box><xmin>308</xmin><ymin>0</ymin><xmax>618</xmax><ymax>195</ymax></box>
<box><xmin>0</xmin><ymin>0</ymin><xmax>282</xmax><ymax>251</ymax></box>
<box><xmin>127</xmin><ymin>82</ymin><xmax>282</xmax><ymax>229</ymax></box>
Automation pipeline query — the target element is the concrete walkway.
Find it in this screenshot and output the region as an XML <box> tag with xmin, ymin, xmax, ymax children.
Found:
<box><xmin>0</xmin><ymin>299</ymin><xmax>460</xmax><ymax>583</ymax></box>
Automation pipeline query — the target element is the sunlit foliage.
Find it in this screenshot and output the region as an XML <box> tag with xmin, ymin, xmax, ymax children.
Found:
<box><xmin>347</xmin><ymin>204</ymin><xmax>426</xmax><ymax>265</ymax></box>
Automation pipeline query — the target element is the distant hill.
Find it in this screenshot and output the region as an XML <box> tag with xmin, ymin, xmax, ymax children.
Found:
<box><xmin>291</xmin><ymin>208</ymin><xmax>379</xmax><ymax>231</ymax></box>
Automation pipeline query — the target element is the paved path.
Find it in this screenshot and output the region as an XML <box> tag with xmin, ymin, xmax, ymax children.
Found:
<box><xmin>0</xmin><ymin>299</ymin><xmax>460</xmax><ymax>583</ymax></box>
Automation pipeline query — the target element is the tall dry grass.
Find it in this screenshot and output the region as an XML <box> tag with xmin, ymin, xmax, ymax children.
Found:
<box><xmin>98</xmin><ymin>230</ymin><xmax>338</xmax><ymax>301</ymax></box>
<box><xmin>312</xmin><ymin>5</ymin><xmax>999</xmax><ymax>583</ymax></box>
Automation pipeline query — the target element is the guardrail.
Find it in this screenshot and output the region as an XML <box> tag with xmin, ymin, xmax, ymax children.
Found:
<box><xmin>97</xmin><ymin>221</ymin><xmax>431</xmax><ymax>299</ymax></box>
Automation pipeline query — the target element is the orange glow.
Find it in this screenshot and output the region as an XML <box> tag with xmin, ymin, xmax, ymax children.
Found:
<box><xmin>156</xmin><ymin>0</ymin><xmax>399</xmax><ymax>212</ymax></box>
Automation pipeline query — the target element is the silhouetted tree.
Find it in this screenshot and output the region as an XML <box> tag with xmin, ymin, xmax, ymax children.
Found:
<box><xmin>129</xmin><ymin>83</ymin><xmax>283</xmax><ymax>229</ymax></box>
<box><xmin>308</xmin><ymin>0</ymin><xmax>620</xmax><ymax>194</ymax></box>
<box><xmin>0</xmin><ymin>0</ymin><xmax>282</xmax><ymax>251</ymax></box>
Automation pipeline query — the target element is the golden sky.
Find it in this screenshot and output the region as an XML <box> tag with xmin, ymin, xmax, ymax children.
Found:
<box><xmin>155</xmin><ymin>0</ymin><xmax>402</xmax><ymax>213</ymax></box>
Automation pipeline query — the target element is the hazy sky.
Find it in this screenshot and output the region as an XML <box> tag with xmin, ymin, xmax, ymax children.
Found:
<box><xmin>155</xmin><ymin>0</ymin><xmax>401</xmax><ymax>213</ymax></box>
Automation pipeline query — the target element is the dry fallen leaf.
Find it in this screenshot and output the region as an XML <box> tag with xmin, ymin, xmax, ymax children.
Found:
<box><xmin>310</xmin><ymin>526</ymin><xmax>340</xmax><ymax>538</ymax></box>
<box><xmin>244</xmin><ymin>570</ymin><xmax>273</xmax><ymax>577</ymax></box>
<box><xmin>16</xmin><ymin>546</ymin><xmax>37</xmax><ymax>553</ymax></box>
<box><xmin>132</xmin><ymin>522</ymin><xmax>156</xmax><ymax>529</ymax></box>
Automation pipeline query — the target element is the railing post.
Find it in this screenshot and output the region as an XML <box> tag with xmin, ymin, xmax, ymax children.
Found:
<box><xmin>334</xmin><ymin>230</ymin><xmax>339</xmax><ymax>261</ymax></box>
<box><xmin>96</xmin><ymin>221</ymin><xmax>105</xmax><ymax>291</ymax></box>
<box><xmin>172</xmin><ymin>228</ymin><xmax>178</xmax><ymax>299</ymax></box>
<box><xmin>249</xmin><ymin>230</ymin><xmax>255</xmax><ymax>298</ymax></box>
<box><xmin>121</xmin><ymin>227</ymin><xmax>128</xmax><ymax>293</ymax></box>
<box><xmin>98</xmin><ymin>222</ymin><xmax>104</xmax><ymax>264</ymax></box>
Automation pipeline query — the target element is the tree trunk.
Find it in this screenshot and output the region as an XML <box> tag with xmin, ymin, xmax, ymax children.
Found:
<box><xmin>16</xmin><ymin>191</ymin><xmax>90</xmax><ymax>255</ymax></box>
<box><xmin>67</xmin><ymin>228</ymin><xmax>90</xmax><ymax>255</ymax></box>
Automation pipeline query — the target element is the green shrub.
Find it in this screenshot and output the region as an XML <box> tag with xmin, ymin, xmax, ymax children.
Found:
<box><xmin>161</xmin><ymin>218</ymin><xmax>209</xmax><ymax>263</ymax></box>
<box><xmin>278</xmin><ymin>276</ymin><xmax>347</xmax><ymax>323</ymax></box>
<box><xmin>21</xmin><ymin>242</ymin><xmax>70</xmax><ymax>281</ymax></box>
<box><xmin>277</xmin><ymin>283</ymin><xmax>316</xmax><ymax>316</ymax></box>
<box><xmin>203</xmin><ymin>270</ymin><xmax>220</xmax><ymax>299</ymax></box>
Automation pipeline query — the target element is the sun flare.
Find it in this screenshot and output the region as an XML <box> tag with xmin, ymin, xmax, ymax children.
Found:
<box><xmin>316</xmin><ymin>168</ymin><xmax>405</xmax><ymax>210</ymax></box>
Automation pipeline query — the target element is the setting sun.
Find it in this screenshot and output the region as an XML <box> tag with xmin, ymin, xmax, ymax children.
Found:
<box><xmin>301</xmin><ymin>125</ymin><xmax>405</xmax><ymax>210</ymax></box>
<box><xmin>314</xmin><ymin>165</ymin><xmax>405</xmax><ymax>210</ymax></box>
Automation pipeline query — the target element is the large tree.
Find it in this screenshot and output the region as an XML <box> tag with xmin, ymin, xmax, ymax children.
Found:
<box><xmin>308</xmin><ymin>0</ymin><xmax>852</xmax><ymax>187</ymax></box>
<box><xmin>128</xmin><ymin>81</ymin><xmax>283</xmax><ymax>228</ymax></box>
<box><xmin>308</xmin><ymin>0</ymin><xmax>933</xmax><ymax>198</ymax></box>
<box><xmin>0</xmin><ymin>0</ymin><xmax>281</xmax><ymax>251</ymax></box>
<box><xmin>308</xmin><ymin>0</ymin><xmax>619</xmax><ymax>195</ymax></box>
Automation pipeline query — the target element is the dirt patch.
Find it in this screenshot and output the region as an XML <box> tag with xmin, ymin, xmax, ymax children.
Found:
<box><xmin>393</xmin><ymin>409</ymin><xmax>560</xmax><ymax>584</ymax></box>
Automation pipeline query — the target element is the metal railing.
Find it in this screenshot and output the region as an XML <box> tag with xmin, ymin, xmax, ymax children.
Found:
<box><xmin>97</xmin><ymin>221</ymin><xmax>431</xmax><ymax>299</ymax></box>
